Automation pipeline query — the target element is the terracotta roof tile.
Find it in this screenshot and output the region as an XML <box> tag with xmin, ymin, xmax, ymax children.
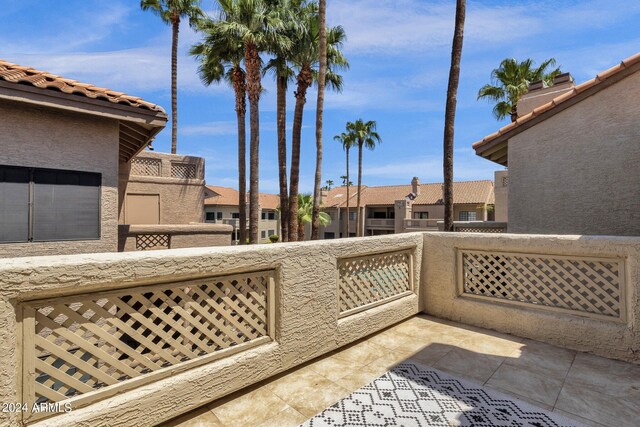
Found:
<box><xmin>472</xmin><ymin>52</ymin><xmax>640</xmax><ymax>151</ymax></box>
<box><xmin>0</xmin><ymin>59</ymin><xmax>165</xmax><ymax>114</ymax></box>
<box><xmin>204</xmin><ymin>186</ymin><xmax>280</xmax><ymax>209</ymax></box>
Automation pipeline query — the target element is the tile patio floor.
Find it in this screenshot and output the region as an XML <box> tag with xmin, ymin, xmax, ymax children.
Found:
<box><xmin>162</xmin><ymin>315</ymin><xmax>640</xmax><ymax>427</ymax></box>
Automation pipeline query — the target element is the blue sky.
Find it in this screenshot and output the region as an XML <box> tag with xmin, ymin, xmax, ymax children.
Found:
<box><xmin>3</xmin><ymin>0</ymin><xmax>640</xmax><ymax>193</ymax></box>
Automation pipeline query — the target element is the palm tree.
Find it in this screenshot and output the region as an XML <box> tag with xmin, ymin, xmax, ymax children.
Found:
<box><xmin>443</xmin><ymin>0</ymin><xmax>466</xmax><ymax>232</ymax></box>
<box><xmin>477</xmin><ymin>57</ymin><xmax>561</xmax><ymax>122</ymax></box>
<box><xmin>190</xmin><ymin>18</ymin><xmax>248</xmax><ymax>245</ymax></box>
<box><xmin>345</xmin><ymin>119</ymin><xmax>381</xmax><ymax>237</ymax></box>
<box><xmin>324</xmin><ymin>179</ymin><xmax>334</xmax><ymax>190</ymax></box>
<box><xmin>310</xmin><ymin>0</ymin><xmax>327</xmax><ymax>241</ymax></box>
<box><xmin>263</xmin><ymin>0</ymin><xmax>304</xmax><ymax>243</ymax></box>
<box><xmin>216</xmin><ymin>0</ymin><xmax>289</xmax><ymax>243</ymax></box>
<box><xmin>288</xmin><ymin>4</ymin><xmax>348</xmax><ymax>241</ymax></box>
<box><xmin>297</xmin><ymin>193</ymin><xmax>331</xmax><ymax>241</ymax></box>
<box><xmin>140</xmin><ymin>0</ymin><xmax>204</xmax><ymax>154</ymax></box>
<box><xmin>335</xmin><ymin>132</ymin><xmax>355</xmax><ymax>237</ymax></box>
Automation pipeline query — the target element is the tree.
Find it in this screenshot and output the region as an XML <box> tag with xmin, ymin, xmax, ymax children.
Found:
<box><xmin>141</xmin><ymin>0</ymin><xmax>204</xmax><ymax>154</ymax></box>
<box><xmin>287</xmin><ymin>4</ymin><xmax>348</xmax><ymax>241</ymax></box>
<box><xmin>443</xmin><ymin>0</ymin><xmax>466</xmax><ymax>232</ymax></box>
<box><xmin>191</xmin><ymin>18</ymin><xmax>248</xmax><ymax>245</ymax></box>
<box><xmin>324</xmin><ymin>179</ymin><xmax>334</xmax><ymax>190</ymax></box>
<box><xmin>297</xmin><ymin>193</ymin><xmax>331</xmax><ymax>241</ymax></box>
<box><xmin>335</xmin><ymin>132</ymin><xmax>355</xmax><ymax>237</ymax></box>
<box><xmin>478</xmin><ymin>57</ymin><xmax>561</xmax><ymax>122</ymax></box>
<box><xmin>216</xmin><ymin>0</ymin><xmax>289</xmax><ymax>243</ymax></box>
<box><xmin>345</xmin><ymin>119</ymin><xmax>381</xmax><ymax>237</ymax></box>
<box><xmin>310</xmin><ymin>0</ymin><xmax>327</xmax><ymax>240</ymax></box>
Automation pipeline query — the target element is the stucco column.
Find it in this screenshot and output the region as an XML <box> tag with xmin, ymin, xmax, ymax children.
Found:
<box><xmin>394</xmin><ymin>199</ymin><xmax>412</xmax><ymax>233</ymax></box>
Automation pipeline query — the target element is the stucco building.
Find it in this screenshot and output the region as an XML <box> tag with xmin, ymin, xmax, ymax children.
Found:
<box><xmin>0</xmin><ymin>60</ymin><xmax>230</xmax><ymax>257</ymax></box>
<box><xmin>473</xmin><ymin>53</ymin><xmax>640</xmax><ymax>236</ymax></box>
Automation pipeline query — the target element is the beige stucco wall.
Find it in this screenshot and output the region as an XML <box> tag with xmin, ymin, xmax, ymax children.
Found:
<box><xmin>120</xmin><ymin>152</ymin><xmax>205</xmax><ymax>225</ymax></box>
<box><xmin>422</xmin><ymin>232</ymin><xmax>640</xmax><ymax>364</ymax></box>
<box><xmin>508</xmin><ymin>72</ymin><xmax>640</xmax><ymax>235</ymax></box>
<box><xmin>0</xmin><ymin>233</ymin><xmax>423</xmax><ymax>427</ymax></box>
<box><xmin>118</xmin><ymin>224</ymin><xmax>232</xmax><ymax>251</ymax></box>
<box><xmin>0</xmin><ymin>100</ymin><xmax>119</xmax><ymax>258</ymax></box>
<box><xmin>494</xmin><ymin>170</ymin><xmax>508</xmax><ymax>222</ymax></box>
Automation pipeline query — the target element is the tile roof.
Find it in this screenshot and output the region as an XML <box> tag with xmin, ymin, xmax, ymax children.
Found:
<box><xmin>323</xmin><ymin>186</ymin><xmax>362</xmax><ymax>208</ymax></box>
<box><xmin>0</xmin><ymin>59</ymin><xmax>166</xmax><ymax>113</ymax></box>
<box><xmin>205</xmin><ymin>186</ymin><xmax>280</xmax><ymax>210</ymax></box>
<box><xmin>472</xmin><ymin>52</ymin><xmax>640</xmax><ymax>155</ymax></box>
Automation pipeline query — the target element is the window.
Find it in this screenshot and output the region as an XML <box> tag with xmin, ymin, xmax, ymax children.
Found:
<box><xmin>262</xmin><ymin>211</ymin><xmax>275</xmax><ymax>220</ymax></box>
<box><xmin>231</xmin><ymin>212</ymin><xmax>240</xmax><ymax>219</ymax></box>
<box><xmin>261</xmin><ymin>231</ymin><xmax>266</xmax><ymax>239</ymax></box>
<box><xmin>205</xmin><ymin>212</ymin><xmax>216</xmax><ymax>221</ymax></box>
<box><xmin>268</xmin><ymin>212</ymin><xmax>275</xmax><ymax>220</ymax></box>
<box><xmin>217</xmin><ymin>212</ymin><xmax>223</xmax><ymax>220</ymax></box>
<box><xmin>268</xmin><ymin>229</ymin><xmax>275</xmax><ymax>236</ymax></box>
<box><xmin>458</xmin><ymin>211</ymin><xmax>477</xmax><ymax>221</ymax></box>
<box><xmin>261</xmin><ymin>212</ymin><xmax>266</xmax><ymax>220</ymax></box>
<box><xmin>0</xmin><ymin>166</ymin><xmax>100</xmax><ymax>243</ymax></box>
<box><xmin>413</xmin><ymin>212</ymin><xmax>429</xmax><ymax>219</ymax></box>
<box><xmin>324</xmin><ymin>232</ymin><xmax>335</xmax><ymax>239</ymax></box>
<box><xmin>349</xmin><ymin>212</ymin><xmax>357</xmax><ymax>221</ymax></box>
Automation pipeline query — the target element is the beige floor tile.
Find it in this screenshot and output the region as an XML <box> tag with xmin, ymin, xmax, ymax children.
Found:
<box><xmin>333</xmin><ymin>364</ymin><xmax>387</xmax><ymax>391</ymax></box>
<box><xmin>366</xmin><ymin>329</ymin><xmax>414</xmax><ymax>350</ymax></box>
<box><xmin>433</xmin><ymin>347</ymin><xmax>505</xmax><ymax>383</ymax></box>
<box><xmin>555</xmin><ymin>382</ymin><xmax>640</xmax><ymax>427</ymax></box>
<box><xmin>208</xmin><ymin>385</ymin><xmax>289</xmax><ymax>427</ymax></box>
<box><xmin>161</xmin><ymin>407</ymin><xmax>224</xmax><ymax>427</ymax></box>
<box><xmin>254</xmin><ymin>406</ymin><xmax>308</xmax><ymax>427</ymax></box>
<box><xmin>552</xmin><ymin>408</ymin><xmax>608</xmax><ymax>427</ymax></box>
<box><xmin>457</xmin><ymin>333</ymin><xmax>524</xmax><ymax>357</ymax></box>
<box><xmin>365</xmin><ymin>350</ymin><xmax>415</xmax><ymax>373</ymax></box>
<box><xmin>331</xmin><ymin>340</ymin><xmax>385</xmax><ymax>365</ymax></box>
<box><xmin>483</xmin><ymin>384</ymin><xmax>554</xmax><ymax>411</ymax></box>
<box><xmin>565</xmin><ymin>352</ymin><xmax>640</xmax><ymax>398</ymax></box>
<box><xmin>267</xmin><ymin>369</ymin><xmax>350</xmax><ymax>417</ymax></box>
<box><xmin>306</xmin><ymin>354</ymin><xmax>366</xmax><ymax>382</ymax></box>
<box><xmin>485</xmin><ymin>364</ymin><xmax>564</xmax><ymax>408</ymax></box>
<box><xmin>503</xmin><ymin>339</ymin><xmax>576</xmax><ymax>378</ymax></box>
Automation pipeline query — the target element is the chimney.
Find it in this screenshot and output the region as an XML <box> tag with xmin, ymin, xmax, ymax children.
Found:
<box><xmin>411</xmin><ymin>177</ymin><xmax>420</xmax><ymax>196</ymax></box>
<box><xmin>320</xmin><ymin>188</ymin><xmax>328</xmax><ymax>205</ymax></box>
<box><xmin>517</xmin><ymin>72</ymin><xmax>575</xmax><ymax>117</ymax></box>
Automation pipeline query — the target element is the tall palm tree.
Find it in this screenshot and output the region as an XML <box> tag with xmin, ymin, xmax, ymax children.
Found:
<box><xmin>288</xmin><ymin>5</ymin><xmax>348</xmax><ymax>241</ymax></box>
<box><xmin>443</xmin><ymin>0</ymin><xmax>466</xmax><ymax>232</ymax></box>
<box><xmin>190</xmin><ymin>19</ymin><xmax>248</xmax><ymax>245</ymax></box>
<box><xmin>140</xmin><ymin>0</ymin><xmax>204</xmax><ymax>154</ymax></box>
<box><xmin>334</xmin><ymin>132</ymin><xmax>354</xmax><ymax>237</ymax></box>
<box><xmin>216</xmin><ymin>0</ymin><xmax>289</xmax><ymax>243</ymax></box>
<box><xmin>310</xmin><ymin>0</ymin><xmax>327</xmax><ymax>241</ymax></box>
<box><xmin>297</xmin><ymin>193</ymin><xmax>331</xmax><ymax>241</ymax></box>
<box><xmin>345</xmin><ymin>119</ymin><xmax>381</xmax><ymax>237</ymax></box>
<box><xmin>263</xmin><ymin>0</ymin><xmax>304</xmax><ymax>243</ymax></box>
<box><xmin>478</xmin><ymin>57</ymin><xmax>561</xmax><ymax>122</ymax></box>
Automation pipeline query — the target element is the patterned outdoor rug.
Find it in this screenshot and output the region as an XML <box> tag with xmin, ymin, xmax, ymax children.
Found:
<box><xmin>301</xmin><ymin>362</ymin><xmax>584</xmax><ymax>427</ymax></box>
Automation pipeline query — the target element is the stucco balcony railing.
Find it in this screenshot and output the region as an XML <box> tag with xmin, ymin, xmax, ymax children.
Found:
<box><xmin>365</xmin><ymin>218</ymin><xmax>395</xmax><ymax>228</ymax></box>
<box><xmin>404</xmin><ymin>218</ymin><xmax>440</xmax><ymax>230</ymax></box>
<box><xmin>0</xmin><ymin>232</ymin><xmax>638</xmax><ymax>426</ymax></box>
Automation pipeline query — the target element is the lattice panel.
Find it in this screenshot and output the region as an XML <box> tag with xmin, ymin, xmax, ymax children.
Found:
<box><xmin>338</xmin><ymin>250</ymin><xmax>412</xmax><ymax>314</ymax></box>
<box><xmin>22</xmin><ymin>272</ymin><xmax>272</xmax><ymax>411</ymax></box>
<box><xmin>131</xmin><ymin>158</ymin><xmax>161</xmax><ymax>176</ymax></box>
<box><xmin>171</xmin><ymin>162</ymin><xmax>196</xmax><ymax>179</ymax></box>
<box><xmin>456</xmin><ymin>227</ymin><xmax>505</xmax><ymax>233</ymax></box>
<box><xmin>136</xmin><ymin>234</ymin><xmax>170</xmax><ymax>251</ymax></box>
<box><xmin>460</xmin><ymin>250</ymin><xmax>623</xmax><ymax>319</ymax></box>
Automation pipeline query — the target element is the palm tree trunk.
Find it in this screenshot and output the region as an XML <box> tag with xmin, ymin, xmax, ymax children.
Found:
<box><xmin>276</xmin><ymin>74</ymin><xmax>289</xmax><ymax>242</ymax></box>
<box><xmin>443</xmin><ymin>0</ymin><xmax>466</xmax><ymax>232</ymax></box>
<box><xmin>311</xmin><ymin>0</ymin><xmax>327</xmax><ymax>241</ymax></box>
<box><xmin>345</xmin><ymin>147</ymin><xmax>350</xmax><ymax>238</ymax></box>
<box><xmin>356</xmin><ymin>141</ymin><xmax>363</xmax><ymax>237</ymax></box>
<box><xmin>171</xmin><ymin>16</ymin><xmax>180</xmax><ymax>154</ymax></box>
<box><xmin>298</xmin><ymin>220</ymin><xmax>305</xmax><ymax>241</ymax></box>
<box><xmin>510</xmin><ymin>104</ymin><xmax>518</xmax><ymax>122</ymax></box>
<box><xmin>288</xmin><ymin>64</ymin><xmax>313</xmax><ymax>241</ymax></box>
<box><xmin>232</xmin><ymin>66</ymin><xmax>247</xmax><ymax>245</ymax></box>
<box><xmin>245</xmin><ymin>42</ymin><xmax>261</xmax><ymax>244</ymax></box>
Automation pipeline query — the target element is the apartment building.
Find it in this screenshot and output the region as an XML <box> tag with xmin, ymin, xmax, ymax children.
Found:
<box><xmin>204</xmin><ymin>186</ymin><xmax>280</xmax><ymax>243</ymax></box>
<box><xmin>473</xmin><ymin>53</ymin><xmax>640</xmax><ymax>235</ymax></box>
<box><xmin>317</xmin><ymin>178</ymin><xmax>496</xmax><ymax>239</ymax></box>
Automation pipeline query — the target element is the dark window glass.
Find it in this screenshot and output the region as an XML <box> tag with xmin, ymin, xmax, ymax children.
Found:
<box><xmin>0</xmin><ymin>166</ymin><xmax>30</xmax><ymax>243</ymax></box>
<box><xmin>231</xmin><ymin>212</ymin><xmax>240</xmax><ymax>219</ymax></box>
<box><xmin>205</xmin><ymin>212</ymin><xmax>216</xmax><ymax>221</ymax></box>
<box><xmin>216</xmin><ymin>212</ymin><xmax>223</xmax><ymax>220</ymax></box>
<box><xmin>324</xmin><ymin>232</ymin><xmax>335</xmax><ymax>239</ymax></box>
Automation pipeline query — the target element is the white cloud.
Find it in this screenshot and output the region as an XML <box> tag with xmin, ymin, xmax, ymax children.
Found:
<box><xmin>181</xmin><ymin>121</ymin><xmax>238</xmax><ymax>136</ymax></box>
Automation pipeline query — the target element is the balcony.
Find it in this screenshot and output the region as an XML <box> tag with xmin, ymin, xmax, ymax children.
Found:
<box><xmin>0</xmin><ymin>232</ymin><xmax>638</xmax><ymax>426</ymax></box>
<box><xmin>365</xmin><ymin>218</ymin><xmax>395</xmax><ymax>228</ymax></box>
<box><xmin>404</xmin><ymin>218</ymin><xmax>440</xmax><ymax>230</ymax></box>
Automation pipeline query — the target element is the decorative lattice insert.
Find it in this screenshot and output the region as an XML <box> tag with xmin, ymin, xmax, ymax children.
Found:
<box><xmin>21</xmin><ymin>272</ymin><xmax>273</xmax><ymax>419</ymax></box>
<box><xmin>456</xmin><ymin>227</ymin><xmax>504</xmax><ymax>233</ymax></box>
<box><xmin>136</xmin><ymin>234</ymin><xmax>170</xmax><ymax>251</ymax></box>
<box><xmin>131</xmin><ymin>157</ymin><xmax>161</xmax><ymax>176</ymax></box>
<box><xmin>171</xmin><ymin>162</ymin><xmax>196</xmax><ymax>179</ymax></box>
<box><xmin>338</xmin><ymin>250</ymin><xmax>412</xmax><ymax>315</ymax></box>
<box><xmin>460</xmin><ymin>250</ymin><xmax>624</xmax><ymax>319</ymax></box>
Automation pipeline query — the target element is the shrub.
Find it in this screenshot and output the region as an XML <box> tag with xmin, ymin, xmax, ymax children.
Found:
<box><xmin>269</xmin><ymin>234</ymin><xmax>279</xmax><ymax>243</ymax></box>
